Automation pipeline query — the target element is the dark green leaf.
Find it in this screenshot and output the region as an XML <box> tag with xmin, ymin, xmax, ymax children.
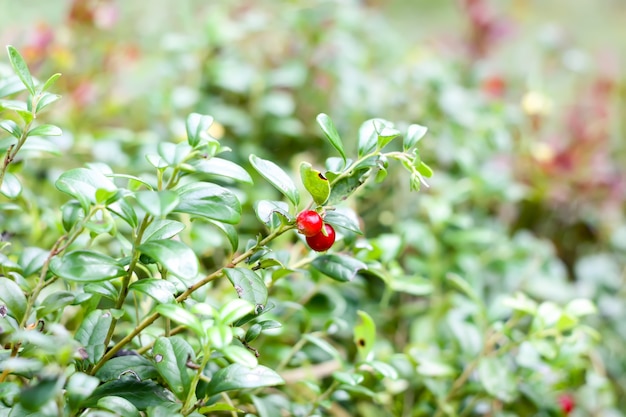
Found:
<box><xmin>185</xmin><ymin>113</ymin><xmax>214</xmax><ymax>148</ymax></box>
<box><xmin>135</xmin><ymin>190</ymin><xmax>180</xmax><ymax>218</ymax></box>
<box><xmin>300</xmin><ymin>162</ymin><xmax>330</xmax><ymax>205</ymax></box>
<box><xmin>478</xmin><ymin>357</ymin><xmax>517</xmax><ymax>403</ymax></box>
<box><xmin>129</xmin><ymin>279</ymin><xmax>176</xmax><ymax>304</ymax></box>
<box><xmin>316</xmin><ymin>113</ymin><xmax>346</xmax><ymax>162</ymax></box>
<box><xmin>137</xmin><ymin>240</ymin><xmax>198</xmax><ymax>280</ymax></box>
<box><xmin>327</xmin><ymin>167</ymin><xmax>370</xmax><ymax>205</ymax></box>
<box><xmin>50</xmin><ymin>250</ymin><xmax>125</xmax><ymax>282</ymax></box>
<box><xmin>174</xmin><ymin>182</ymin><xmax>241</xmax><ymax>224</ymax></box>
<box><xmin>66</xmin><ymin>372</ymin><xmax>100</xmax><ymax>411</ymax></box>
<box><xmin>311</xmin><ymin>254</ymin><xmax>367</xmax><ymax>282</ymax></box>
<box><xmin>84</xmin><ymin>281</ymin><xmax>119</xmax><ymax>301</ymax></box>
<box><xmin>19</xmin><ymin>376</ymin><xmax>65</xmax><ymax>411</ymax></box>
<box><xmin>224</xmin><ymin>268</ymin><xmax>268</xmax><ymax>308</ymax></box>
<box><xmin>404</xmin><ymin>123</ymin><xmax>428</xmax><ymax>150</ymax></box>
<box><xmin>190</xmin><ymin>157</ymin><xmax>253</xmax><ymax>184</ymax></box>
<box><xmin>27</xmin><ymin>124</ymin><xmax>62</xmax><ymax>137</ymax></box>
<box><xmin>55</xmin><ymin>168</ymin><xmax>118</xmax><ymax>211</ymax></box>
<box><xmin>0</xmin><ymin>277</ymin><xmax>27</xmax><ymax>323</ymax></box>
<box><xmin>97</xmin><ymin>396</ymin><xmax>140</xmax><ymax>417</ymax></box>
<box><xmin>153</xmin><ymin>336</ymin><xmax>195</xmax><ymax>401</ymax></box>
<box><xmin>82</xmin><ymin>378</ymin><xmax>176</xmax><ymax>410</ymax></box>
<box><xmin>95</xmin><ymin>355</ymin><xmax>159</xmax><ymax>382</ymax></box>
<box><xmin>74</xmin><ymin>310</ymin><xmax>113</xmax><ymax>364</ymax></box>
<box><xmin>37</xmin><ymin>291</ymin><xmax>79</xmax><ymax>318</ymax></box>
<box><xmin>205</xmin><ymin>364</ymin><xmax>284</xmax><ymax>396</ymax></box>
<box><xmin>7</xmin><ymin>46</ymin><xmax>35</xmax><ymax>96</ymax></box>
<box><xmin>140</xmin><ymin>220</ymin><xmax>185</xmax><ymax>244</ymax></box>
<box><xmin>323</xmin><ymin>210</ymin><xmax>362</xmax><ymax>234</ymax></box>
<box><xmin>0</xmin><ymin>172</ymin><xmax>21</xmax><ymax>199</ymax></box>
<box><xmin>249</xmin><ymin>154</ymin><xmax>299</xmax><ymax>206</ymax></box>
<box><xmin>18</xmin><ymin>247</ymin><xmax>48</xmax><ymax>277</ymax></box>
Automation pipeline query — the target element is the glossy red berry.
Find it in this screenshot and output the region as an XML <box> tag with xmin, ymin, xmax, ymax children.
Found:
<box><xmin>306</xmin><ymin>224</ymin><xmax>336</xmax><ymax>252</ymax></box>
<box><xmin>558</xmin><ymin>394</ymin><xmax>575</xmax><ymax>415</ymax></box>
<box><xmin>296</xmin><ymin>210</ymin><xmax>323</xmax><ymax>237</ymax></box>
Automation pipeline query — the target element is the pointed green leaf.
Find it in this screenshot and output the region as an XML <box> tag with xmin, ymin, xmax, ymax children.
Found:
<box><xmin>311</xmin><ymin>254</ymin><xmax>367</xmax><ymax>282</ymax></box>
<box><xmin>205</xmin><ymin>364</ymin><xmax>284</xmax><ymax>396</ymax></box>
<box><xmin>35</xmin><ymin>92</ymin><xmax>62</xmax><ymax>113</ymax></box>
<box><xmin>354</xmin><ymin>310</ymin><xmax>376</xmax><ymax>361</ymax></box>
<box><xmin>27</xmin><ymin>124</ymin><xmax>62</xmax><ymax>137</ymax></box>
<box><xmin>174</xmin><ymin>182</ymin><xmax>241</xmax><ymax>224</ymax></box>
<box><xmin>50</xmin><ymin>250</ymin><xmax>125</xmax><ymax>282</ymax></box>
<box><xmin>75</xmin><ymin>309</ymin><xmax>113</xmax><ymax>364</ymax></box>
<box><xmin>224</xmin><ymin>268</ymin><xmax>268</xmax><ymax>309</ymax></box>
<box><xmin>0</xmin><ymin>277</ymin><xmax>27</xmax><ymax>323</ymax></box>
<box><xmin>40</xmin><ymin>73</ymin><xmax>62</xmax><ymax>93</ymax></box>
<box><xmin>135</xmin><ymin>190</ymin><xmax>180</xmax><ymax>218</ymax></box>
<box><xmin>190</xmin><ymin>157</ymin><xmax>253</xmax><ymax>184</ymax></box>
<box><xmin>0</xmin><ymin>172</ymin><xmax>21</xmax><ymax>199</ymax></box>
<box><xmin>137</xmin><ymin>239</ymin><xmax>198</xmax><ymax>280</ymax></box>
<box><xmin>152</xmin><ymin>336</ymin><xmax>195</xmax><ymax>401</ymax></box>
<box><xmin>300</xmin><ymin>162</ymin><xmax>330</xmax><ymax>205</ymax></box>
<box><xmin>404</xmin><ymin>123</ymin><xmax>428</xmax><ymax>150</ymax></box>
<box><xmin>186</xmin><ymin>113</ymin><xmax>214</xmax><ymax>147</ymax></box>
<box><xmin>249</xmin><ymin>154</ymin><xmax>299</xmax><ymax>206</ymax></box>
<box><xmin>141</xmin><ymin>219</ymin><xmax>185</xmax><ymax>244</ymax></box>
<box><xmin>129</xmin><ymin>279</ymin><xmax>176</xmax><ymax>304</ymax></box>
<box><xmin>7</xmin><ymin>46</ymin><xmax>35</xmax><ymax>96</ymax></box>
<box><xmin>0</xmin><ymin>120</ymin><xmax>22</xmax><ymax>138</ymax></box>
<box><xmin>316</xmin><ymin>113</ymin><xmax>346</xmax><ymax>162</ymax></box>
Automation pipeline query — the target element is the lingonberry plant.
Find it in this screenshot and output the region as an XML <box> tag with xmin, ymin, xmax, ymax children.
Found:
<box><xmin>0</xmin><ymin>46</ymin><xmax>437</xmax><ymax>416</ymax></box>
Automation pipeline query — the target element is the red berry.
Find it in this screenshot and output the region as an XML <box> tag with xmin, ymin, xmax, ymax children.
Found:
<box><xmin>558</xmin><ymin>394</ymin><xmax>575</xmax><ymax>414</ymax></box>
<box><xmin>306</xmin><ymin>224</ymin><xmax>335</xmax><ymax>252</ymax></box>
<box><xmin>296</xmin><ymin>210</ymin><xmax>323</xmax><ymax>237</ymax></box>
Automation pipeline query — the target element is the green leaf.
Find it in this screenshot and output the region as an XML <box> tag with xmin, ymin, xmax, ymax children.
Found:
<box><xmin>217</xmin><ymin>298</ymin><xmax>255</xmax><ymax>325</ymax></box>
<box><xmin>207</xmin><ymin>220</ymin><xmax>238</xmax><ymax>253</ymax></box>
<box><xmin>152</xmin><ymin>336</ymin><xmax>195</xmax><ymax>401</ymax></box>
<box><xmin>186</xmin><ymin>113</ymin><xmax>214</xmax><ymax>147</ymax></box>
<box><xmin>564</xmin><ymin>298</ymin><xmax>597</xmax><ymax>318</ymax></box>
<box><xmin>40</xmin><ymin>73</ymin><xmax>62</xmax><ymax>93</ymax></box>
<box><xmin>19</xmin><ymin>376</ymin><xmax>65</xmax><ymax>411</ymax></box>
<box><xmin>303</xmin><ymin>334</ymin><xmax>341</xmax><ymax>361</ymax></box>
<box><xmin>157</xmin><ymin>142</ymin><xmax>192</xmax><ymax>166</ymax></box>
<box><xmin>174</xmin><ymin>182</ymin><xmax>241</xmax><ymax>224</ymax></box>
<box><xmin>416</xmin><ymin>161</ymin><xmax>433</xmax><ymax>178</ymax></box>
<box><xmin>190</xmin><ymin>157</ymin><xmax>253</xmax><ymax>184</ymax></box>
<box><xmin>300</xmin><ymin>162</ymin><xmax>330</xmax><ymax>205</ymax></box>
<box><xmin>354</xmin><ymin>310</ymin><xmax>376</xmax><ymax>361</ymax></box>
<box><xmin>95</xmin><ymin>355</ymin><xmax>159</xmax><ymax>382</ymax></box>
<box><xmin>155</xmin><ymin>304</ymin><xmax>204</xmax><ymax>337</ymax></box>
<box><xmin>129</xmin><ymin>279</ymin><xmax>176</xmax><ymax>304</ymax></box>
<box><xmin>75</xmin><ymin>310</ymin><xmax>113</xmax><ymax>364</ymax></box>
<box><xmin>55</xmin><ymin>168</ymin><xmax>118</xmax><ymax>211</ymax></box>
<box><xmin>38</xmin><ymin>291</ymin><xmax>82</xmax><ymax>318</ymax></box>
<box><xmin>316</xmin><ymin>113</ymin><xmax>346</xmax><ymax>162</ymax></box>
<box><xmin>108</xmin><ymin>198</ymin><xmax>138</xmax><ymax>228</ymax></box>
<box><xmin>375</xmin><ymin>122</ymin><xmax>400</xmax><ymax>149</ymax></box>
<box><xmin>0</xmin><ymin>120</ymin><xmax>22</xmax><ymax>138</ymax></box>
<box><xmin>327</xmin><ymin>167</ymin><xmax>370</xmax><ymax>205</ymax></box>
<box><xmin>66</xmin><ymin>372</ymin><xmax>100</xmax><ymax>412</ymax></box>
<box><xmin>207</xmin><ymin>325</ymin><xmax>234</xmax><ymax>349</ymax></box>
<box><xmin>323</xmin><ymin>209</ymin><xmax>362</xmax><ymax>234</ymax></box>
<box><xmin>137</xmin><ymin>240</ymin><xmax>198</xmax><ymax>280</ymax></box>
<box><xmin>35</xmin><ymin>92</ymin><xmax>61</xmax><ymax>113</ymax></box>
<box><xmin>205</xmin><ymin>364</ymin><xmax>284</xmax><ymax>396</ymax></box>
<box><xmin>223</xmin><ymin>345</ymin><xmax>258</xmax><ymax>367</ymax></box>
<box><xmin>404</xmin><ymin>123</ymin><xmax>428</xmax><ymax>150</ymax></box>
<box><xmin>357</xmin><ymin>118</ymin><xmax>381</xmax><ymax>156</ymax></box>
<box><xmin>18</xmin><ymin>246</ymin><xmax>48</xmax><ymax>277</ymax></box>
<box><xmin>27</xmin><ymin>124</ymin><xmax>62</xmax><ymax>137</ymax></box>
<box><xmin>224</xmin><ymin>268</ymin><xmax>268</xmax><ymax>309</ymax></box>
<box><xmin>0</xmin><ymin>277</ymin><xmax>27</xmax><ymax>325</ymax></box>
<box><xmin>311</xmin><ymin>254</ymin><xmax>367</xmax><ymax>282</ymax></box>
<box><xmin>198</xmin><ymin>403</ymin><xmax>244</xmax><ymax>415</ymax></box>
<box><xmin>20</xmin><ymin>136</ymin><xmax>61</xmax><ymax>155</ymax></box>
<box><xmin>135</xmin><ymin>190</ymin><xmax>180</xmax><ymax>218</ymax></box>
<box><xmin>0</xmin><ymin>75</ymin><xmax>26</xmax><ymax>98</ymax></box>
<box><xmin>249</xmin><ymin>154</ymin><xmax>299</xmax><ymax>206</ymax></box>
<box><xmin>0</xmin><ymin>172</ymin><xmax>21</xmax><ymax>199</ymax></box>
<box><xmin>7</xmin><ymin>46</ymin><xmax>35</xmax><ymax>96</ymax></box>
<box><xmin>97</xmin><ymin>396</ymin><xmax>140</xmax><ymax>417</ymax></box>
<box><xmin>254</xmin><ymin>200</ymin><xmax>291</xmax><ymax>227</ymax></box>
<box><xmin>50</xmin><ymin>250</ymin><xmax>125</xmax><ymax>282</ymax></box>
<box><xmin>141</xmin><ymin>219</ymin><xmax>185</xmax><ymax>244</ymax></box>
<box><xmin>82</xmin><ymin>378</ymin><xmax>175</xmax><ymax>410</ymax></box>
<box><xmin>478</xmin><ymin>357</ymin><xmax>517</xmax><ymax>403</ymax></box>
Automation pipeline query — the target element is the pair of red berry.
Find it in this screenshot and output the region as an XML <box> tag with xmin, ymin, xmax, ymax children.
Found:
<box><xmin>296</xmin><ymin>210</ymin><xmax>335</xmax><ymax>252</ymax></box>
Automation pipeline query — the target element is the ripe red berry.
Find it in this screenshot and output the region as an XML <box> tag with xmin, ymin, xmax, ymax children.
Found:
<box><xmin>558</xmin><ymin>394</ymin><xmax>575</xmax><ymax>414</ymax></box>
<box><xmin>296</xmin><ymin>210</ymin><xmax>323</xmax><ymax>237</ymax></box>
<box><xmin>306</xmin><ymin>224</ymin><xmax>335</xmax><ymax>252</ymax></box>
